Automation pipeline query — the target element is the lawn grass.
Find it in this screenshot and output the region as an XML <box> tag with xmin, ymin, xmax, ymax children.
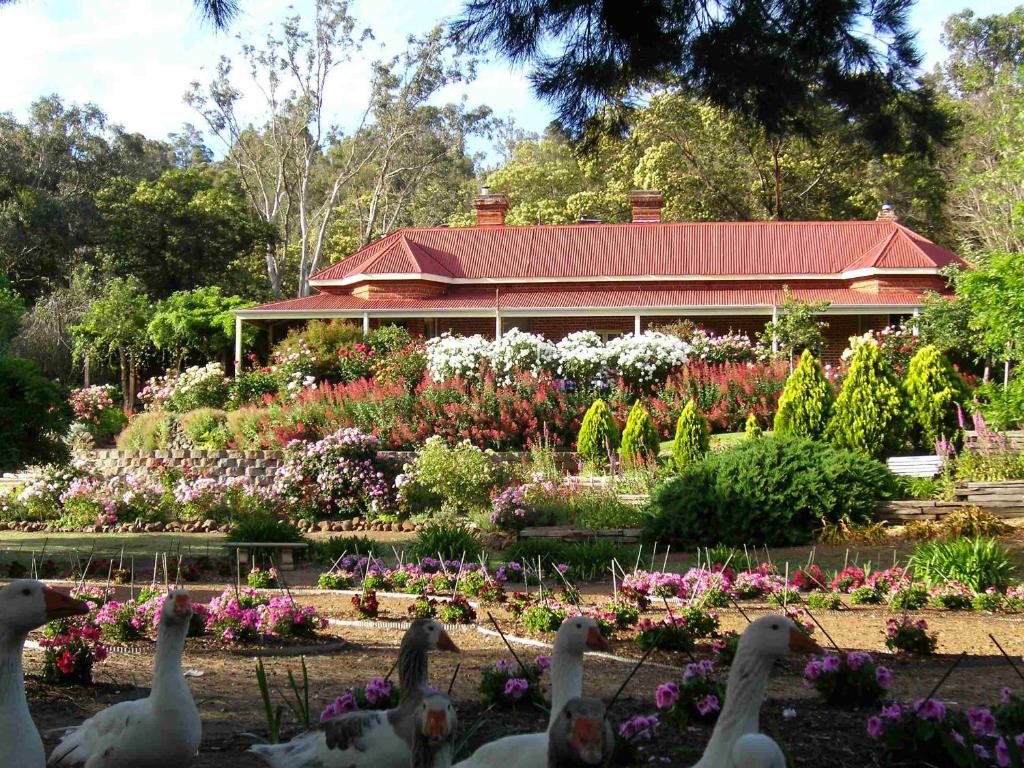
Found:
<box><xmin>658</xmin><ymin>430</ymin><xmax>769</xmax><ymax>457</ymax></box>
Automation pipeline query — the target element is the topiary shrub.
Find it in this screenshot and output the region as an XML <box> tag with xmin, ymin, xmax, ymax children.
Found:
<box><xmin>903</xmin><ymin>344</ymin><xmax>971</xmax><ymax>449</ymax></box>
<box><xmin>645</xmin><ymin>435</ymin><xmax>896</xmax><ymax>546</ymax></box>
<box><xmin>773</xmin><ymin>349</ymin><xmax>834</xmax><ymax>440</ymax></box>
<box><xmin>826</xmin><ymin>342</ymin><xmax>908</xmax><ymax>459</ymax></box>
<box><xmin>577</xmin><ymin>398</ymin><xmax>619</xmax><ymax>468</ymax></box>
<box><xmin>671</xmin><ymin>399</ymin><xmax>709</xmax><ymax>471</ymax></box>
<box><xmin>744</xmin><ymin>413</ymin><xmax>763</xmax><ymax>439</ymax></box>
<box><xmin>0</xmin><ymin>355</ymin><xmax>71</xmax><ymax>471</ymax></box>
<box><xmin>620</xmin><ymin>401</ymin><xmax>659</xmax><ymax>468</ymax></box>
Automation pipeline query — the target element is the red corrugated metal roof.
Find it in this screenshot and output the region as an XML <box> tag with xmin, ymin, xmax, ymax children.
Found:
<box><xmin>311</xmin><ymin>221</ymin><xmax>961</xmax><ymax>283</ymax></box>
<box><xmin>246</xmin><ymin>287</ymin><xmax>926</xmax><ymax>313</ymax></box>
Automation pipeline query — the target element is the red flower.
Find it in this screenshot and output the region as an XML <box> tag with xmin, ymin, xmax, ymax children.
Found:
<box><xmin>57</xmin><ymin>650</ymin><xmax>75</xmax><ymax>675</ymax></box>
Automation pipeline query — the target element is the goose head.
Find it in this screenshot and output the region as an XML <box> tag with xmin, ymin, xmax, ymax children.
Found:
<box><xmin>407</xmin><ymin>618</ymin><xmax>459</xmax><ymax>653</ymax></box>
<box><xmin>553</xmin><ymin>616</ymin><xmax>610</xmax><ymax>655</ymax></box>
<box><xmin>738</xmin><ymin>615</ymin><xmax>821</xmax><ymax>659</ymax></box>
<box><xmin>0</xmin><ymin>579</ymin><xmax>89</xmax><ymax>636</ymax></box>
<box><xmin>548</xmin><ymin>697</ymin><xmax>613</xmax><ymax>766</ymax></box>
<box><xmin>415</xmin><ymin>691</ymin><xmax>457</xmax><ymax>747</ymax></box>
<box><xmin>160</xmin><ymin>589</ymin><xmax>193</xmax><ymax>629</ymax></box>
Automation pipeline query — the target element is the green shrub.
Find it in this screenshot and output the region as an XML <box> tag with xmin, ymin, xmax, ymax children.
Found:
<box><xmin>311</xmin><ymin>535</ymin><xmax>383</xmax><ymax>563</ymax></box>
<box><xmin>974</xmin><ymin>378</ymin><xmax>1024</xmax><ymax>431</ymax></box>
<box><xmin>645</xmin><ymin>435</ymin><xmax>895</xmax><ymax>546</ymax></box>
<box><xmin>849</xmin><ymin>585</ymin><xmax>883</xmax><ymax>605</ymax></box>
<box><xmin>522</xmin><ymin>603</ymin><xmax>567</xmax><ymax>633</ymax></box>
<box><xmin>503</xmin><ymin>538</ymin><xmax>639</xmax><ymax>582</ymax></box>
<box><xmin>273</xmin><ymin>320</ymin><xmax>364</xmax><ymax>381</ymax></box>
<box><xmin>887</xmin><ymin>584</ymin><xmax>929</xmax><ymax>610</ymax></box>
<box><xmin>577</xmin><ymin>399</ymin><xmax>619</xmax><ymax>468</ymax></box>
<box><xmin>907</xmin><ymin>537</ymin><xmax>1014</xmax><ymax>592</ymax></box>
<box><xmin>229</xmin><ymin>369</ymin><xmax>280</xmax><ymax>408</ymax></box>
<box><xmin>178</xmin><ymin>408</ymin><xmax>231</xmax><ymax>449</ymax></box>
<box><xmin>671</xmin><ymin>399</ymin><xmax>709</xmax><ymax>471</ymax></box>
<box><xmin>903</xmin><ymin>345</ymin><xmax>971</xmax><ymax>449</ymax></box>
<box><xmin>744</xmin><ymin>413</ymin><xmax>763</xmax><ymax>439</ymax></box>
<box><xmin>773</xmin><ymin>349</ymin><xmax>834</xmax><ymax>440</ymax></box>
<box><xmin>406</xmin><ymin>520</ymin><xmax>483</xmax><ymax>562</ymax></box>
<box><xmin>570</xmin><ymin>489</ymin><xmax>650</xmax><ymax>529</ymax></box>
<box><xmin>826</xmin><ymin>342</ymin><xmax>908</xmax><ymax>459</ymax></box>
<box><xmin>973</xmin><ymin>591</ymin><xmax>1004</xmax><ymax>612</ymax></box>
<box><xmin>117</xmin><ymin>412</ymin><xmax>175</xmax><ymax>451</ymax></box>
<box><xmin>0</xmin><ymin>355</ymin><xmax>71</xmax><ymax>471</ymax></box>
<box><xmin>620</xmin><ymin>401</ymin><xmax>659</xmax><ymax>468</ymax></box>
<box><xmin>806</xmin><ymin>591</ymin><xmax>843</xmax><ymax>610</ymax></box>
<box><xmin>399</xmin><ymin>437</ymin><xmax>496</xmax><ymax>517</ymax></box>
<box><xmin>228</xmin><ymin>512</ymin><xmax>306</xmax><ymax>564</ymax></box>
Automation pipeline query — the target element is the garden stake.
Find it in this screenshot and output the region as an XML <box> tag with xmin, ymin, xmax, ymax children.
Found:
<box><xmin>174</xmin><ymin>554</ymin><xmax>183</xmax><ymax>588</ymax></box>
<box><xmin>447</xmin><ymin>663</ymin><xmax>461</xmax><ymax>695</ymax></box>
<box><xmin>452</xmin><ymin>552</ymin><xmax>467</xmax><ymax>596</ymax></box>
<box><xmin>130</xmin><ymin>557</ymin><xmax>135</xmax><ymax>601</ymax></box>
<box><xmin>383</xmin><ymin>656</ymin><xmax>400</xmax><ymax>684</ymax></box>
<box><xmin>438</xmin><ymin>552</ymin><xmax>451</xmax><ymax>581</ymax></box>
<box><xmin>793</xmin><ymin>599</ymin><xmax>840</xmax><ymax>652</ymax></box>
<box><xmin>104</xmin><ymin>558</ymin><xmax>114</xmax><ymax>593</ymax></box>
<box><xmin>633</xmin><ymin>545</ymin><xmax>643</xmax><ymax>574</ymax></box>
<box><xmin>662</xmin><ymin>545</ymin><xmax>670</xmax><ymax>573</ymax></box>
<box><xmin>743</xmin><ymin>544</ymin><xmax>751</xmax><ymax>571</ymax></box>
<box><xmin>77</xmin><ymin>550</ymin><xmax>95</xmax><ymax>590</ymax></box>
<box><xmin>728</xmin><ymin>594</ymin><xmax>752</xmax><ymax>624</ymax></box>
<box><xmin>486</xmin><ymin>612</ymin><xmax>526</xmax><ymax>672</ymax></box>
<box><xmin>661</xmin><ymin>597</ymin><xmax>697</xmax><ymax>663</ymax></box>
<box><xmin>326</xmin><ymin>552</ymin><xmax>347</xmax><ymax>575</ymax></box>
<box><xmin>650</xmin><ymin>542</ymin><xmax>657</xmax><ymax>572</ymax></box>
<box><xmin>118</xmin><ymin>545</ymin><xmax>124</xmax><ymax>573</ymax></box>
<box><xmin>843</xmin><ymin>548</ymin><xmax>849</xmax><ymax>571</ymax></box>
<box><xmin>988</xmin><ymin>634</ymin><xmax>1024</xmax><ymax>687</ymax></box>
<box><xmin>152</xmin><ymin>553</ymin><xmax>159</xmax><ymax>589</ymax></box>
<box><xmin>783</xmin><ymin>562</ymin><xmax>790</xmax><ymax>611</ymax></box>
<box><xmin>269</xmin><ymin>554</ymin><xmax>299</xmax><ymax>611</ymax></box>
<box><xmin>611</xmin><ymin>564</ymin><xmax>617</xmax><ymax>601</ymax></box>
<box><xmin>606</xmin><ymin>626</ymin><xmax>668</xmax><ymax>712</ymax></box>
<box><xmin>235</xmin><ymin>549</ymin><xmax>241</xmax><ymax>598</ymax></box>
<box><xmin>914</xmin><ymin>651</ymin><xmax>967</xmax><ymax>714</ymax></box>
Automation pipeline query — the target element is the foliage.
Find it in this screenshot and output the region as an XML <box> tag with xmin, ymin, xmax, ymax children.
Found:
<box><xmin>40</xmin><ymin>621</ymin><xmax>107</xmax><ymax>685</ymax></box>
<box><xmin>974</xmin><ymin>378</ymin><xmax>1024</xmax><ymax>431</ymax></box>
<box><xmin>521</xmin><ymin>603</ymin><xmax>567</xmax><ymax>634</ymax></box>
<box><xmin>406</xmin><ymin>520</ymin><xmax>483</xmax><ymax>563</ymax></box>
<box><xmin>503</xmin><ymin>538</ymin><xmax>639</xmax><ymax>583</ymax></box>
<box><xmin>0</xmin><ymin>277</ymin><xmax>25</xmax><ymax>352</ymax></box>
<box><xmin>576</xmin><ymin>399</ymin><xmax>620</xmax><ymax>469</ymax></box>
<box><xmin>437</xmin><ymin>595</ymin><xmax>477</xmax><ymax>624</ymax></box>
<box><xmin>646</xmin><ymin>436</ymin><xmax>896</xmax><ymax>546</ymax></box>
<box><xmin>68</xmin><ymin>385</ymin><xmax>127</xmax><ymax>443</ymax></box>
<box><xmin>744</xmin><ymin>413</ymin><xmax>762</xmax><ymax>439</ymax></box>
<box><xmin>398</xmin><ymin>436</ymin><xmax>496</xmax><ymax>517</ymax></box>
<box><xmin>228</xmin><ymin>511</ymin><xmax>305</xmax><ymax>546</ymax></box>
<box><xmin>619</xmin><ymin>401</ymin><xmax>659</xmax><ymax>469</ymax></box>
<box><xmin>141</xmin><ymin>362</ymin><xmax>231</xmax><ymax>413</ymax></box>
<box><xmin>773</xmin><ymin>350</ymin><xmax>834</xmax><ymax>440</ymax></box>
<box><xmin>758</xmin><ymin>289</ymin><xmax>830</xmax><ymax>364</ymax></box>
<box><xmin>671</xmin><ymin>399</ymin><xmax>709</xmax><ymax>471</ymax></box>
<box><xmin>908</xmin><ymin>537</ymin><xmax>1014</xmax><ymax>593</ymax></box>
<box><xmin>803</xmin><ymin>652</ymin><xmax>891</xmax><ymax>706</ymax></box>
<box><xmin>0</xmin><ymin>355</ymin><xmax>71</xmax><ymax>471</ymax></box>
<box><xmin>826</xmin><ymin>341</ymin><xmax>908</xmax><ymax>459</ymax></box>
<box><xmin>147</xmin><ymin>287</ymin><xmax>254</xmax><ymax>368</ymax></box>
<box><xmin>956</xmin><ymin>252</ymin><xmax>1024</xmax><ymax>369</ymax></box>
<box><xmin>903</xmin><ymin>345</ymin><xmax>971</xmax><ymax>449</ymax></box>
<box><xmin>806</xmin><ymin>591</ymin><xmax>843</xmax><ymax>611</ymax></box>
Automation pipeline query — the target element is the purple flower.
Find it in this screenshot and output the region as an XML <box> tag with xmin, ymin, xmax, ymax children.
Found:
<box><xmin>866</xmin><ymin>716</ymin><xmax>884</xmax><ymax>739</ymax></box>
<box><xmin>364</xmin><ymin>678</ymin><xmax>392</xmax><ymax>706</ymax></box>
<box><xmin>996</xmin><ymin>738</ymin><xmax>1010</xmax><ymax>768</ymax></box>
<box><xmin>821</xmin><ymin>654</ymin><xmax>841</xmax><ymax>673</ymax></box>
<box><xmin>696</xmin><ymin>695</ymin><xmax>720</xmax><ymax>717</ymax></box>
<box><xmin>654</xmin><ymin>683</ymin><xmax>679</xmax><ymax>710</ymax></box>
<box><xmin>915</xmin><ymin>699</ymin><xmax>946</xmax><ymax>722</ymax></box>
<box><xmin>1002</xmin><ymin>686</ymin><xmax>1013</xmax><ymax>704</ymax></box>
<box><xmin>503</xmin><ymin>678</ymin><xmax>529</xmax><ymax>701</ymax></box>
<box><xmin>974</xmin><ymin>744</ymin><xmax>990</xmax><ymax>761</ymax></box>
<box><xmin>618</xmin><ymin>715</ymin><xmax>659</xmax><ymax>741</ymax></box>
<box><xmin>494</xmin><ymin>659</ymin><xmax>513</xmax><ymax>674</ymax></box>
<box><xmin>320</xmin><ymin>693</ymin><xmax>358</xmax><ymax>721</ymax></box>
<box><xmin>951</xmin><ymin>730</ymin><xmax>965</xmax><ymax>746</ymax></box>
<box><xmin>881</xmin><ymin>703</ymin><xmax>902</xmax><ymax>721</ymax></box>
<box><xmin>534</xmin><ymin>655</ymin><xmax>550</xmax><ymax>670</ymax></box>
<box><xmin>803</xmin><ymin>660</ymin><xmax>823</xmax><ymax>681</ymax></box>
<box><xmin>846</xmin><ymin>651</ymin><xmax>871</xmax><ymax>671</ymax></box>
<box><xmin>875</xmin><ymin>666</ymin><xmax>892</xmax><ymax>688</ymax></box>
<box><xmin>967</xmin><ymin>707</ymin><xmax>997</xmax><ymax>736</ymax></box>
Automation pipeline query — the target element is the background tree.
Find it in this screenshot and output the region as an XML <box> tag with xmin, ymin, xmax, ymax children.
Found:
<box><xmin>903</xmin><ymin>345</ymin><xmax>971</xmax><ymax>449</ymax></box>
<box><xmin>954</xmin><ymin>251</ymin><xmax>1024</xmax><ymax>386</ymax></box>
<box><xmin>187</xmin><ymin>3</ymin><xmax>486</xmax><ymax>297</ymax></box>
<box><xmin>0</xmin><ymin>355</ymin><xmax>70</xmax><ymax>471</ymax></box>
<box><xmin>774</xmin><ymin>350</ymin><xmax>834</xmax><ymax>441</ymax></box>
<box><xmin>147</xmin><ymin>287</ymin><xmax>254</xmax><ymax>370</ymax></box>
<box><xmin>0</xmin><ymin>277</ymin><xmax>26</xmax><ymax>353</ymax></box>
<box><xmin>71</xmin><ymin>277</ymin><xmax>155</xmax><ymax>407</ymax></box>
<box><xmin>671</xmin><ymin>399</ymin><xmax>709</xmax><ymax>471</ymax></box>
<box><xmin>453</xmin><ymin>0</ymin><xmax>946</xmax><ymax>156</ymax></box>
<box><xmin>827</xmin><ymin>342</ymin><xmax>908</xmax><ymax>459</ymax></box>
<box><xmin>758</xmin><ymin>289</ymin><xmax>830</xmax><ymax>369</ymax></box>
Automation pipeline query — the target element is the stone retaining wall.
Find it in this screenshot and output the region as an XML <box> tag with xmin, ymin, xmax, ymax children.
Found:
<box><xmin>877</xmin><ymin>480</ymin><xmax>1024</xmax><ymax>522</ymax></box>
<box><xmin>964</xmin><ymin>430</ymin><xmax>1024</xmax><ymax>452</ymax></box>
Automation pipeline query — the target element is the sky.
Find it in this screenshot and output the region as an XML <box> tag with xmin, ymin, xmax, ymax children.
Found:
<box><xmin>0</xmin><ymin>0</ymin><xmax>1016</xmax><ymax>159</ymax></box>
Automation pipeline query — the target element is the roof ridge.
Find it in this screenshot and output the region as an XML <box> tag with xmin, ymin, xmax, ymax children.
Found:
<box><xmin>398</xmin><ymin>236</ymin><xmax>454</xmax><ymax>277</ymax></box>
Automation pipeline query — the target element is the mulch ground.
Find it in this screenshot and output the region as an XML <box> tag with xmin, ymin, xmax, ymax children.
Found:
<box><xmin>22</xmin><ymin>586</ymin><xmax>1024</xmax><ymax>768</ymax></box>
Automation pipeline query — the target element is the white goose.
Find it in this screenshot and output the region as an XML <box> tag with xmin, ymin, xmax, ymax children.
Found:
<box><xmin>0</xmin><ymin>579</ymin><xmax>89</xmax><ymax>768</ymax></box>
<box><xmin>691</xmin><ymin>615</ymin><xmax>818</xmax><ymax>768</ymax></box>
<box><xmin>48</xmin><ymin>589</ymin><xmax>202</xmax><ymax>768</ymax></box>
<box><xmin>453</xmin><ymin>615</ymin><xmax>610</xmax><ymax>768</ymax></box>
<box><xmin>250</xmin><ymin>618</ymin><xmax>459</xmax><ymax>768</ymax></box>
<box><xmin>547</xmin><ymin>698</ymin><xmax>614</xmax><ymax>768</ymax></box>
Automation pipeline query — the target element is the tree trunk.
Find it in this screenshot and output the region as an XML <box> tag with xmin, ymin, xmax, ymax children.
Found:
<box><xmin>119</xmin><ymin>350</ymin><xmax>129</xmax><ymax>410</ymax></box>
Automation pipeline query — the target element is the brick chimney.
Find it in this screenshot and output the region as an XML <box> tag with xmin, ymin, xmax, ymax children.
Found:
<box><xmin>473</xmin><ymin>186</ymin><xmax>509</xmax><ymax>226</ymax></box>
<box><xmin>629</xmin><ymin>190</ymin><xmax>664</xmax><ymax>223</ymax></box>
<box><xmin>876</xmin><ymin>203</ymin><xmax>899</xmax><ymax>222</ymax></box>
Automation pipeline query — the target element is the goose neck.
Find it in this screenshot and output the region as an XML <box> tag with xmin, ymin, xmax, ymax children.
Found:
<box><xmin>694</xmin><ymin>650</ymin><xmax>775</xmax><ymax>767</ymax></box>
<box><xmin>151</xmin><ymin>617</ymin><xmax>188</xmax><ymax>702</ymax></box>
<box><xmin>397</xmin><ymin>638</ymin><xmax>429</xmax><ymax>699</ymax></box>
<box><xmin>0</xmin><ymin>628</ymin><xmax>28</xmax><ymax>712</ymax></box>
<box><xmin>411</xmin><ymin>735</ymin><xmax>452</xmax><ymax>768</ymax></box>
<box><xmin>547</xmin><ymin>648</ymin><xmax>583</xmax><ymax>731</ymax></box>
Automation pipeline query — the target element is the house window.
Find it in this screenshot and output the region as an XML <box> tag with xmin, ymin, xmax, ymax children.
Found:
<box><xmin>594</xmin><ymin>329</ymin><xmax>624</xmax><ymax>342</ymax></box>
<box><xmin>502</xmin><ymin>317</ymin><xmax>532</xmax><ymax>334</ymax></box>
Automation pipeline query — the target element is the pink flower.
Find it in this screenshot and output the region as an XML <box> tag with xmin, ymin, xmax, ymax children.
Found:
<box><xmin>534</xmin><ymin>655</ymin><xmax>550</xmax><ymax>670</ymax></box>
<box><xmin>875</xmin><ymin>666</ymin><xmax>892</xmax><ymax>688</ymax></box>
<box><xmin>503</xmin><ymin>678</ymin><xmax>529</xmax><ymax>701</ymax></box>
<box><xmin>696</xmin><ymin>695</ymin><xmax>720</xmax><ymax>717</ymax></box>
<box><xmin>881</xmin><ymin>703</ymin><xmax>902</xmax><ymax>721</ymax></box>
<box><xmin>915</xmin><ymin>699</ymin><xmax>946</xmax><ymax>721</ymax></box>
<box><xmin>320</xmin><ymin>693</ymin><xmax>358</xmax><ymax>721</ymax></box>
<box><xmin>821</xmin><ymin>654</ymin><xmax>840</xmax><ymax>673</ymax></box>
<box><xmin>996</xmin><ymin>737</ymin><xmax>1010</xmax><ymax>768</ymax></box>
<box><xmin>967</xmin><ymin>707</ymin><xmax>997</xmax><ymax>736</ymax></box>
<box><xmin>655</xmin><ymin>683</ymin><xmax>679</xmax><ymax>710</ymax></box>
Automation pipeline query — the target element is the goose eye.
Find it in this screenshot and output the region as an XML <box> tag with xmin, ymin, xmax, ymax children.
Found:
<box><xmin>771</xmin><ymin>623</ymin><xmax>779</xmax><ymax>630</ymax></box>
<box><xmin>22</xmin><ymin>588</ymin><xmax>31</xmax><ymax>596</ymax></box>
<box><xmin>576</xmin><ymin>623</ymin><xmax>582</xmax><ymax>629</ymax></box>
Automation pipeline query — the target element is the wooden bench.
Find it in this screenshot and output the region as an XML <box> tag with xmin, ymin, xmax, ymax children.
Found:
<box><xmin>886</xmin><ymin>454</ymin><xmax>945</xmax><ymax>478</ymax></box>
<box><xmin>225</xmin><ymin>541</ymin><xmax>308</xmax><ymax>571</ymax></box>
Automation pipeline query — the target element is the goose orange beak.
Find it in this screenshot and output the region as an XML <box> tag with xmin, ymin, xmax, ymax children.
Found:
<box><xmin>43</xmin><ymin>587</ymin><xmax>89</xmax><ymax>621</ymax></box>
<box><xmin>437</xmin><ymin>630</ymin><xmax>459</xmax><ymax>652</ymax></box>
<box><xmin>586</xmin><ymin>627</ymin><xmax>610</xmax><ymax>651</ymax></box>
<box><xmin>569</xmin><ymin>717</ymin><xmax>605</xmax><ymax>763</ymax></box>
<box><xmin>426</xmin><ymin>709</ymin><xmax>449</xmax><ymax>739</ymax></box>
<box><xmin>789</xmin><ymin>628</ymin><xmax>821</xmax><ymax>654</ymax></box>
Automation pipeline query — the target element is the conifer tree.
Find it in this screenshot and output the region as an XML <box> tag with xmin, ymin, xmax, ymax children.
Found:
<box><xmin>774</xmin><ymin>349</ymin><xmax>835</xmax><ymax>440</ymax></box>
<box><xmin>904</xmin><ymin>344</ymin><xmax>971</xmax><ymax>449</ymax></box>
<box><xmin>620</xmin><ymin>400</ymin><xmax>660</xmax><ymax>468</ymax></box>
<box><xmin>826</xmin><ymin>342</ymin><xmax>908</xmax><ymax>459</ymax></box>
<box><xmin>672</xmin><ymin>399</ymin><xmax>710</xmax><ymax>470</ymax></box>
<box><xmin>577</xmin><ymin>398</ymin><xmax>619</xmax><ymax>468</ymax></box>
<box><xmin>745</xmin><ymin>413</ymin><xmax>763</xmax><ymax>439</ymax></box>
